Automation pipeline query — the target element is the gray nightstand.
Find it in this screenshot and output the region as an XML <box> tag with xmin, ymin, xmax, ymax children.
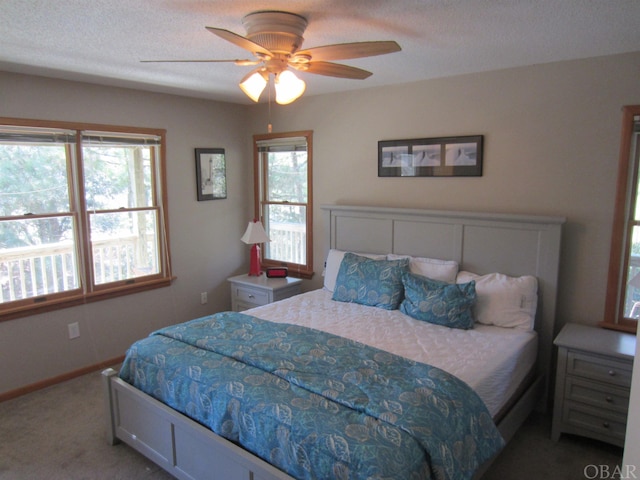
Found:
<box><xmin>551</xmin><ymin>323</ymin><xmax>635</xmax><ymax>447</ymax></box>
<box><xmin>228</xmin><ymin>274</ymin><xmax>302</xmax><ymax>312</ymax></box>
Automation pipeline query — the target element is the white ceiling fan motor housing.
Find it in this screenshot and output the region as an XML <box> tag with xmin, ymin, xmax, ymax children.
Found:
<box><xmin>242</xmin><ymin>11</ymin><xmax>308</xmax><ymax>56</ymax></box>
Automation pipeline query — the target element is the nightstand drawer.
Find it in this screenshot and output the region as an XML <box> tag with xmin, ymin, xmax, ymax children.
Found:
<box><xmin>234</xmin><ymin>286</ymin><xmax>269</xmax><ymax>306</ymax></box>
<box><xmin>229</xmin><ymin>274</ymin><xmax>303</xmax><ymax>313</ymax></box>
<box><xmin>233</xmin><ymin>300</ymin><xmax>259</xmax><ymax>312</ymax></box>
<box><xmin>564</xmin><ymin>402</ymin><xmax>627</xmax><ymax>442</ymax></box>
<box><xmin>567</xmin><ymin>351</ymin><xmax>632</xmax><ymax>388</ymax></box>
<box><xmin>564</xmin><ymin>376</ymin><xmax>629</xmax><ymax>414</ymax></box>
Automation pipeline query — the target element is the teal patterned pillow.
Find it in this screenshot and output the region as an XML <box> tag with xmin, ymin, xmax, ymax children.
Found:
<box><xmin>332</xmin><ymin>253</ymin><xmax>409</xmax><ymax>309</ymax></box>
<box><xmin>400</xmin><ymin>271</ymin><xmax>476</xmax><ymax>329</ymax></box>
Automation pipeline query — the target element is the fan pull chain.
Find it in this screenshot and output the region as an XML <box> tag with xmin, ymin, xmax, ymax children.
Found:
<box><xmin>268</xmin><ymin>74</ymin><xmax>273</xmax><ymax>133</ymax></box>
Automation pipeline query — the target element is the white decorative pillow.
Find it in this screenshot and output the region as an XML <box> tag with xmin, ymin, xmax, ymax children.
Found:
<box><xmin>456</xmin><ymin>271</ymin><xmax>538</xmax><ymax>331</ymax></box>
<box><xmin>323</xmin><ymin>249</ymin><xmax>385</xmax><ymax>292</ymax></box>
<box><xmin>387</xmin><ymin>254</ymin><xmax>459</xmax><ymax>283</ymax></box>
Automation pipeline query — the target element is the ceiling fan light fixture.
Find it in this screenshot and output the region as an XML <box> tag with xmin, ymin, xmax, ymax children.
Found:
<box><xmin>275</xmin><ymin>70</ymin><xmax>306</xmax><ymax>105</ymax></box>
<box><xmin>239</xmin><ymin>69</ymin><xmax>268</xmax><ymax>102</ymax></box>
<box><xmin>147</xmin><ymin>11</ymin><xmax>402</xmax><ymax>103</ymax></box>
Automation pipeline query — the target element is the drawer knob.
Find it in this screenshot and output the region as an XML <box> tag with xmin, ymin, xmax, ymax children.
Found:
<box><xmin>605</xmin><ymin>396</ymin><xmax>613</xmax><ymax>403</ymax></box>
<box><xmin>602</xmin><ymin>422</ymin><xmax>610</xmax><ymax>429</ymax></box>
<box><xmin>608</xmin><ymin>370</ymin><xmax>616</xmax><ymax>376</ymax></box>
<box><xmin>248</xmin><ymin>294</ymin><xmax>255</xmax><ymax>299</ymax></box>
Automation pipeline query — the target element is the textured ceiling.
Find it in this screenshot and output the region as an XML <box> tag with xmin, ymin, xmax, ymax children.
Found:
<box><xmin>1</xmin><ymin>0</ymin><xmax>640</xmax><ymax>105</ymax></box>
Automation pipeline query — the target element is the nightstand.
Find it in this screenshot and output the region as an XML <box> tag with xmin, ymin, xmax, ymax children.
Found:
<box><xmin>552</xmin><ymin>323</ymin><xmax>636</xmax><ymax>447</ymax></box>
<box><xmin>228</xmin><ymin>274</ymin><xmax>302</xmax><ymax>312</ymax></box>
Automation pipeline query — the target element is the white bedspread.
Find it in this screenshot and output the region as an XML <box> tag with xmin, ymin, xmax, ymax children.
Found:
<box><xmin>247</xmin><ymin>288</ymin><xmax>537</xmax><ymax>417</ymax></box>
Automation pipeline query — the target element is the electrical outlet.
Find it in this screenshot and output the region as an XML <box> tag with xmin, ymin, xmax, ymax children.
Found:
<box><xmin>200</xmin><ymin>292</ymin><xmax>208</xmax><ymax>304</ymax></box>
<box><xmin>68</xmin><ymin>322</ymin><xmax>80</xmax><ymax>339</ymax></box>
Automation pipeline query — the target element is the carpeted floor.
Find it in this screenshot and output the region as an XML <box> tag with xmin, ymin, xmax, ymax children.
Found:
<box><xmin>0</xmin><ymin>368</ymin><xmax>173</xmax><ymax>480</ymax></box>
<box><xmin>483</xmin><ymin>412</ymin><xmax>623</xmax><ymax>480</ymax></box>
<box><xmin>0</xmin><ymin>368</ymin><xmax>624</xmax><ymax>479</ymax></box>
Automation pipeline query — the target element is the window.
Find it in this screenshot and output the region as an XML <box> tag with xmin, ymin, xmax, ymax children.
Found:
<box><xmin>604</xmin><ymin>106</ymin><xmax>640</xmax><ymax>333</ymax></box>
<box><xmin>253</xmin><ymin>131</ymin><xmax>313</xmax><ymax>278</ymax></box>
<box><xmin>0</xmin><ymin>118</ymin><xmax>172</xmax><ymax>320</ymax></box>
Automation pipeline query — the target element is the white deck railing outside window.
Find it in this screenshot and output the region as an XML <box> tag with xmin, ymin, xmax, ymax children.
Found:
<box><xmin>2</xmin><ymin>224</ymin><xmax>304</xmax><ymax>304</ymax></box>
<box><xmin>266</xmin><ymin>222</ymin><xmax>306</xmax><ymax>266</ymax></box>
<box><xmin>0</xmin><ymin>235</ymin><xmax>138</xmax><ymax>303</ymax></box>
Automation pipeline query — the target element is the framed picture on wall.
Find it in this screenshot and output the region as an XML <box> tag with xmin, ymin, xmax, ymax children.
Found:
<box><xmin>378</xmin><ymin>135</ymin><xmax>483</xmax><ymax>177</ymax></box>
<box><xmin>195</xmin><ymin>148</ymin><xmax>226</xmax><ymax>200</ymax></box>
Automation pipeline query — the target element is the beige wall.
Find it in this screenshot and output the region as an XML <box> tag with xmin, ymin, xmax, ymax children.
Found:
<box><xmin>1</xmin><ymin>50</ymin><xmax>639</xmax><ymax>396</ymax></box>
<box><xmin>0</xmin><ymin>72</ymin><xmax>252</xmax><ymax>394</ymax></box>
<box><xmin>247</xmin><ymin>51</ymin><xmax>640</xmax><ymax>333</ymax></box>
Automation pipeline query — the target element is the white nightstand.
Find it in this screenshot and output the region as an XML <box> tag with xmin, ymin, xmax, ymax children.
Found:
<box><xmin>551</xmin><ymin>322</ymin><xmax>636</xmax><ymax>447</ymax></box>
<box><xmin>228</xmin><ymin>274</ymin><xmax>302</xmax><ymax>312</ymax></box>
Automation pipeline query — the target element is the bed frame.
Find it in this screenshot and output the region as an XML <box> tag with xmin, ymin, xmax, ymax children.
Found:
<box><xmin>103</xmin><ymin>204</ymin><xmax>565</xmax><ymax>480</ymax></box>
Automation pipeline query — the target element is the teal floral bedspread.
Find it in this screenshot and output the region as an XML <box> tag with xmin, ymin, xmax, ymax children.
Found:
<box><xmin>120</xmin><ymin>312</ymin><xmax>504</xmax><ymax>480</ymax></box>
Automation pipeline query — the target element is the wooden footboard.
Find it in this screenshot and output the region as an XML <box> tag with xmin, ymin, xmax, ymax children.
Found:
<box><xmin>102</xmin><ymin>368</ymin><xmax>293</xmax><ymax>480</ymax></box>
<box><xmin>103</xmin><ymin>367</ymin><xmax>543</xmax><ymax>480</ymax></box>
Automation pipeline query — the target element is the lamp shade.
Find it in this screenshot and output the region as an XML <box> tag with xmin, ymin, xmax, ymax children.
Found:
<box><xmin>241</xmin><ymin>220</ymin><xmax>270</xmax><ymax>245</ymax></box>
<box><xmin>239</xmin><ymin>70</ymin><xmax>268</xmax><ymax>102</ymax></box>
<box><xmin>275</xmin><ymin>70</ymin><xmax>306</xmax><ymax>105</ymax></box>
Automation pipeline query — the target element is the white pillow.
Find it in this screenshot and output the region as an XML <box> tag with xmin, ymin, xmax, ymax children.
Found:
<box><xmin>456</xmin><ymin>271</ymin><xmax>538</xmax><ymax>331</ymax></box>
<box><xmin>387</xmin><ymin>254</ymin><xmax>459</xmax><ymax>283</ymax></box>
<box><xmin>323</xmin><ymin>249</ymin><xmax>386</xmax><ymax>292</ymax></box>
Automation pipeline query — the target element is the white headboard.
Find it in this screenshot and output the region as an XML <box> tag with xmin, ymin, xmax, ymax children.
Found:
<box><xmin>321</xmin><ymin>204</ymin><xmax>565</xmax><ymax>406</ymax></box>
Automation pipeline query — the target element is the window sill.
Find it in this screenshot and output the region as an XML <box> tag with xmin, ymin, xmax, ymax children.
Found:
<box><xmin>0</xmin><ymin>276</ymin><xmax>175</xmax><ymax>322</ymax></box>
<box><xmin>598</xmin><ymin>320</ymin><xmax>638</xmax><ymax>335</ymax></box>
<box><xmin>261</xmin><ymin>262</ymin><xmax>314</xmax><ymax>280</ymax></box>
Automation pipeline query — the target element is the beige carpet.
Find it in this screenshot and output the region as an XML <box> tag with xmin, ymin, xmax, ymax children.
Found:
<box><xmin>0</xmin><ymin>368</ymin><xmax>173</xmax><ymax>480</ymax></box>
<box><xmin>483</xmin><ymin>412</ymin><xmax>623</xmax><ymax>479</ymax></box>
<box><xmin>0</xmin><ymin>368</ymin><xmax>624</xmax><ymax>479</ymax></box>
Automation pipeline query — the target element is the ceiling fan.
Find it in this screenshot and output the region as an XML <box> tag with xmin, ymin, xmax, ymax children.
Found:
<box><xmin>143</xmin><ymin>10</ymin><xmax>401</xmax><ymax>104</ymax></box>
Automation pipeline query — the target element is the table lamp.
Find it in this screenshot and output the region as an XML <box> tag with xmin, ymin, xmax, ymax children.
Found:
<box><xmin>241</xmin><ymin>219</ymin><xmax>270</xmax><ymax>276</ymax></box>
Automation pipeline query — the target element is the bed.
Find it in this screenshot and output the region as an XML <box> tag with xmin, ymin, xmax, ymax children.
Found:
<box><xmin>103</xmin><ymin>204</ymin><xmax>565</xmax><ymax>480</ymax></box>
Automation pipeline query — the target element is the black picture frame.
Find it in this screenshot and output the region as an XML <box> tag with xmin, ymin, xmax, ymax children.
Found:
<box><xmin>378</xmin><ymin>135</ymin><xmax>483</xmax><ymax>177</ymax></box>
<box><xmin>195</xmin><ymin>148</ymin><xmax>226</xmax><ymax>201</ymax></box>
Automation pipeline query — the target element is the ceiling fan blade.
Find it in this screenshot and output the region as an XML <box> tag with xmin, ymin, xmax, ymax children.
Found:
<box><xmin>296</xmin><ymin>61</ymin><xmax>372</xmax><ymax>79</ymax></box>
<box><xmin>141</xmin><ymin>59</ymin><xmax>259</xmax><ymax>66</ymax></box>
<box><xmin>205</xmin><ymin>27</ymin><xmax>273</xmax><ymax>57</ymax></box>
<box><xmin>293</xmin><ymin>41</ymin><xmax>401</xmax><ymax>62</ymax></box>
